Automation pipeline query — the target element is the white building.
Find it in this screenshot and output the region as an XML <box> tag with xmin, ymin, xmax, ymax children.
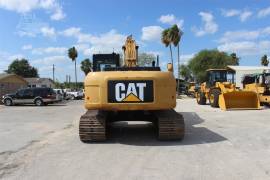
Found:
<box><xmin>227</xmin><ymin>66</ymin><xmax>270</xmax><ymax>88</ymax></box>
<box><xmin>24</xmin><ymin>78</ymin><xmax>55</xmax><ymax>88</ymax></box>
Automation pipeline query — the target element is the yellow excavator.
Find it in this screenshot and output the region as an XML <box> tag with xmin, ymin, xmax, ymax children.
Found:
<box><xmin>242</xmin><ymin>73</ymin><xmax>270</xmax><ymax>106</ymax></box>
<box><xmin>79</xmin><ymin>36</ymin><xmax>185</xmax><ymax>142</ymax></box>
<box><xmin>196</xmin><ymin>69</ymin><xmax>260</xmax><ymax>110</ymax></box>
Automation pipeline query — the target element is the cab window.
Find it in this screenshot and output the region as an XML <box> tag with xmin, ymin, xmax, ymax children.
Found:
<box><xmin>24</xmin><ymin>89</ymin><xmax>33</xmax><ymax>96</ymax></box>
<box><xmin>17</xmin><ymin>89</ymin><xmax>25</xmax><ymax>96</ymax></box>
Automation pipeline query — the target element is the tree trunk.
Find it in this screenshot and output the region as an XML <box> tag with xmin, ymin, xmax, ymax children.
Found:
<box><xmin>169</xmin><ymin>44</ymin><xmax>174</xmax><ymax>72</ymax></box>
<box><xmin>177</xmin><ymin>44</ymin><xmax>180</xmax><ymax>95</ymax></box>
<box><xmin>75</xmin><ymin>59</ymin><xmax>77</xmax><ymax>90</ymax></box>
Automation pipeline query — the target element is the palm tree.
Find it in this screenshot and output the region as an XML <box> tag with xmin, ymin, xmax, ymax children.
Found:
<box><xmin>169</xmin><ymin>25</ymin><xmax>183</xmax><ymax>94</ymax></box>
<box><xmin>68</xmin><ymin>47</ymin><xmax>78</xmax><ymax>89</ymax></box>
<box><xmin>230</xmin><ymin>53</ymin><xmax>240</xmax><ymax>65</ymax></box>
<box><xmin>80</xmin><ymin>58</ymin><xmax>92</xmax><ymax>75</ymax></box>
<box><xmin>261</xmin><ymin>54</ymin><xmax>269</xmax><ymax>66</ymax></box>
<box><xmin>161</xmin><ymin>28</ymin><xmax>174</xmax><ymax>69</ymax></box>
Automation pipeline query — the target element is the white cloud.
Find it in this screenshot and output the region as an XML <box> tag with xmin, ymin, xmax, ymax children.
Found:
<box><xmin>258</xmin><ymin>6</ymin><xmax>270</xmax><ymax>18</ymax></box>
<box><xmin>219</xmin><ymin>30</ymin><xmax>260</xmax><ymax>43</ymax></box>
<box><xmin>40</xmin><ymin>26</ymin><xmax>56</xmax><ymax>38</ymax></box>
<box><xmin>7</xmin><ymin>54</ymin><xmax>24</xmax><ymax>61</ymax></box>
<box><xmin>86</xmin><ymin>30</ymin><xmax>127</xmax><ymax>54</ymax></box>
<box><xmin>74</xmin><ymin>44</ymin><xmax>90</xmax><ymax>52</ymax></box>
<box><xmin>78</xmin><ymin>34</ymin><xmax>93</xmax><ymax>43</ymax></box>
<box><xmin>222</xmin><ymin>9</ymin><xmax>253</xmax><ymax>22</ymax></box>
<box><xmin>217</xmin><ymin>26</ymin><xmax>270</xmax><ymax>56</ymax></box>
<box><xmin>218</xmin><ymin>26</ymin><xmax>270</xmax><ymax>43</ymax></box>
<box><xmin>22</xmin><ymin>44</ymin><xmax>33</xmax><ymax>50</ymax></box>
<box><xmin>59</xmin><ymin>27</ymin><xmax>93</xmax><ymax>43</ymax></box>
<box><xmin>192</xmin><ymin>12</ymin><xmax>218</xmax><ymax>37</ymax></box>
<box><xmin>222</xmin><ymin>9</ymin><xmax>241</xmax><ymax>17</ymax></box>
<box><xmin>73</xmin><ymin>44</ymin><xmax>91</xmax><ymax>56</ymax></box>
<box><xmin>158</xmin><ymin>14</ymin><xmax>184</xmax><ymax>28</ymax></box>
<box><xmin>32</xmin><ymin>46</ymin><xmax>67</xmax><ymax>55</ymax></box>
<box><xmin>180</xmin><ymin>54</ymin><xmax>195</xmax><ymax>64</ymax></box>
<box><xmin>0</xmin><ymin>51</ymin><xmax>24</xmax><ymax>72</ymax></box>
<box><xmin>32</xmin><ymin>55</ymin><xmax>67</xmax><ymax>65</ymax></box>
<box><xmin>0</xmin><ymin>0</ymin><xmax>66</xmax><ymax>21</ymax></box>
<box><xmin>141</xmin><ymin>26</ymin><xmax>163</xmax><ymax>41</ymax></box>
<box><xmin>239</xmin><ymin>10</ymin><xmax>252</xmax><ymax>22</ymax></box>
<box><xmin>218</xmin><ymin>41</ymin><xmax>270</xmax><ymax>56</ymax></box>
<box><xmin>50</xmin><ymin>6</ymin><xmax>65</xmax><ymax>20</ymax></box>
<box><xmin>61</xmin><ymin>28</ymin><xmax>127</xmax><ymax>55</ymax></box>
<box><xmin>60</xmin><ymin>27</ymin><xmax>81</xmax><ymax>37</ymax></box>
<box><xmin>146</xmin><ymin>51</ymin><xmax>163</xmax><ymax>56</ymax></box>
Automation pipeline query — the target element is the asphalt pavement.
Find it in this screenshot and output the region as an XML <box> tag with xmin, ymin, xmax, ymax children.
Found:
<box><xmin>0</xmin><ymin>99</ymin><xmax>270</xmax><ymax>180</ymax></box>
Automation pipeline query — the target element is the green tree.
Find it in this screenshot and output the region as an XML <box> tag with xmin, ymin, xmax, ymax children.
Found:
<box><xmin>161</xmin><ymin>28</ymin><xmax>174</xmax><ymax>68</ymax></box>
<box><xmin>261</xmin><ymin>54</ymin><xmax>269</xmax><ymax>66</ymax></box>
<box><xmin>179</xmin><ymin>64</ymin><xmax>192</xmax><ymax>81</ymax></box>
<box><xmin>68</xmin><ymin>47</ymin><xmax>78</xmax><ymax>89</ymax></box>
<box><xmin>80</xmin><ymin>58</ymin><xmax>92</xmax><ymax>75</ymax></box>
<box><xmin>230</xmin><ymin>53</ymin><xmax>240</xmax><ymax>65</ymax></box>
<box><xmin>188</xmin><ymin>49</ymin><xmax>239</xmax><ymax>82</ymax></box>
<box><xmin>5</xmin><ymin>59</ymin><xmax>39</xmax><ymax>78</ymax></box>
<box><xmin>138</xmin><ymin>53</ymin><xmax>155</xmax><ymax>66</ymax></box>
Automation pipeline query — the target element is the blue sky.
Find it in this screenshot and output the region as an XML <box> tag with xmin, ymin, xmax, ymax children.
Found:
<box><xmin>1</xmin><ymin>0</ymin><xmax>270</xmax><ymax>82</ymax></box>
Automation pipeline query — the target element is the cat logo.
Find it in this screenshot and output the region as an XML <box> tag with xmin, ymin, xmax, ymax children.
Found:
<box><xmin>108</xmin><ymin>80</ymin><xmax>153</xmax><ymax>103</ymax></box>
<box><xmin>115</xmin><ymin>83</ymin><xmax>146</xmax><ymax>102</ymax></box>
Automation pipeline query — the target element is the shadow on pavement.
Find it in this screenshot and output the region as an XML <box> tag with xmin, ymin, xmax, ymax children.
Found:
<box><xmin>103</xmin><ymin>112</ymin><xmax>227</xmax><ymax>146</ymax></box>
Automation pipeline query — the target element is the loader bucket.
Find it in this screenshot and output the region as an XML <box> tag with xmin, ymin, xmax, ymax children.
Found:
<box><xmin>218</xmin><ymin>91</ymin><xmax>260</xmax><ymax>110</ymax></box>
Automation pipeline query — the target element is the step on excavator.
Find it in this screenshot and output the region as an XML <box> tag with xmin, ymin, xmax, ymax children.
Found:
<box><xmin>242</xmin><ymin>72</ymin><xmax>270</xmax><ymax>106</ymax></box>
<box><xmin>79</xmin><ymin>36</ymin><xmax>185</xmax><ymax>142</ymax></box>
<box><xmin>196</xmin><ymin>69</ymin><xmax>260</xmax><ymax>110</ymax></box>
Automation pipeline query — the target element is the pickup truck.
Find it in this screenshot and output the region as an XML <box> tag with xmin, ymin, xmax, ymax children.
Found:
<box><xmin>66</xmin><ymin>89</ymin><xmax>84</xmax><ymax>100</ymax></box>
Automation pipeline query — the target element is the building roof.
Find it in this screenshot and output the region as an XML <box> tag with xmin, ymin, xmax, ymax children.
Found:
<box><xmin>0</xmin><ymin>73</ymin><xmax>27</xmax><ymax>83</ymax></box>
<box><xmin>227</xmin><ymin>66</ymin><xmax>270</xmax><ymax>71</ymax></box>
<box><xmin>0</xmin><ymin>73</ymin><xmax>10</xmax><ymax>80</ymax></box>
<box><xmin>24</xmin><ymin>78</ymin><xmax>54</xmax><ymax>84</ymax></box>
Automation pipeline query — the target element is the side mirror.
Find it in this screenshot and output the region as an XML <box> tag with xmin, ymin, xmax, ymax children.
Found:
<box><xmin>167</xmin><ymin>63</ymin><xmax>173</xmax><ymax>72</ymax></box>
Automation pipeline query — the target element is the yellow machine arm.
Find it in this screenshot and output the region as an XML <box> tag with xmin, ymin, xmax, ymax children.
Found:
<box><xmin>122</xmin><ymin>35</ymin><xmax>138</xmax><ymax>67</ymax></box>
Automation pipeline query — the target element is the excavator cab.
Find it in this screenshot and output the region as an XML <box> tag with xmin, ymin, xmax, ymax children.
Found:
<box><xmin>92</xmin><ymin>53</ymin><xmax>120</xmax><ymax>72</ymax></box>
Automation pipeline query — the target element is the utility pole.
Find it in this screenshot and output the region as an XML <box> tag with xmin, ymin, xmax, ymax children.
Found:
<box><xmin>53</xmin><ymin>64</ymin><xmax>55</xmax><ymax>82</ymax></box>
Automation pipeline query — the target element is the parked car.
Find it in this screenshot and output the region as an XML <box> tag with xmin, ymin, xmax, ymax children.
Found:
<box><xmin>66</xmin><ymin>89</ymin><xmax>84</xmax><ymax>100</ymax></box>
<box><xmin>2</xmin><ymin>87</ymin><xmax>57</xmax><ymax>106</ymax></box>
<box><xmin>53</xmin><ymin>89</ymin><xmax>64</xmax><ymax>101</ymax></box>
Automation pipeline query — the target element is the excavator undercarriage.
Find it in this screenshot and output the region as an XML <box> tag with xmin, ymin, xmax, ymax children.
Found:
<box><xmin>79</xmin><ymin>109</ymin><xmax>185</xmax><ymax>142</ymax></box>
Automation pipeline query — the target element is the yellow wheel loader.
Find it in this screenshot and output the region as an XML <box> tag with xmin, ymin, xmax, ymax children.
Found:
<box><xmin>79</xmin><ymin>36</ymin><xmax>184</xmax><ymax>142</ymax></box>
<box><xmin>196</xmin><ymin>69</ymin><xmax>260</xmax><ymax>110</ymax></box>
<box><xmin>242</xmin><ymin>73</ymin><xmax>270</xmax><ymax>106</ymax></box>
<box><xmin>186</xmin><ymin>82</ymin><xmax>196</xmax><ymax>97</ymax></box>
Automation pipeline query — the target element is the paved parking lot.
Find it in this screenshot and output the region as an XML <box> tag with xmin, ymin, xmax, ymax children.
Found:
<box><xmin>0</xmin><ymin>99</ymin><xmax>270</xmax><ymax>180</ymax></box>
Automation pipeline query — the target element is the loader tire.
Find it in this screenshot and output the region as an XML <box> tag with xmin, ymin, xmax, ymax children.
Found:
<box><xmin>209</xmin><ymin>89</ymin><xmax>221</xmax><ymax>108</ymax></box>
<box><xmin>196</xmin><ymin>91</ymin><xmax>206</xmax><ymax>105</ymax></box>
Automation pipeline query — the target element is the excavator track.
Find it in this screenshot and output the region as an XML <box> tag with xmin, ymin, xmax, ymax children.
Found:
<box><xmin>154</xmin><ymin>109</ymin><xmax>185</xmax><ymax>140</ymax></box>
<box><xmin>79</xmin><ymin>110</ymin><xmax>106</xmax><ymax>142</ymax></box>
